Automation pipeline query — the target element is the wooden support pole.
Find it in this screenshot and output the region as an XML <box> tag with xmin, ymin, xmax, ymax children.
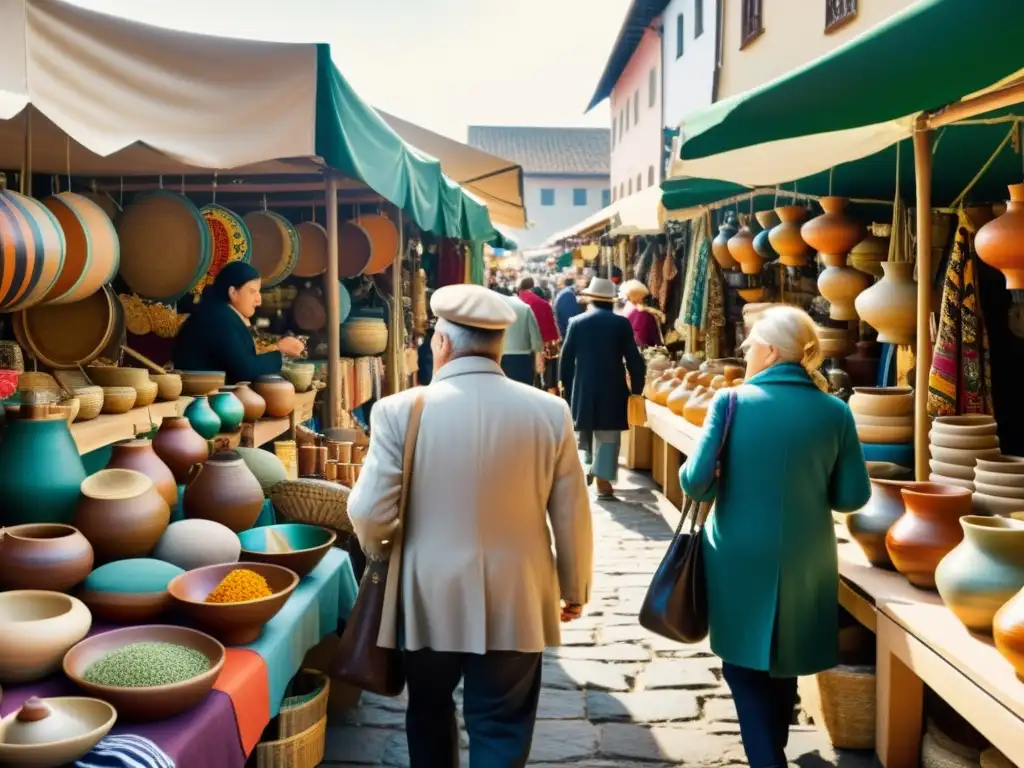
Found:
<box><xmin>389</xmin><ymin>210</ymin><xmax>405</xmax><ymax>395</ymax></box>
<box><xmin>324</xmin><ymin>178</ymin><xmax>341</xmax><ymax>428</ymax></box>
<box><xmin>912</xmin><ymin>123</ymin><xmax>934</xmax><ymax>482</ymax></box>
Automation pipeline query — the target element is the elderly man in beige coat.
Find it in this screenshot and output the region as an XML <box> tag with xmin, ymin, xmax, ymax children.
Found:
<box><xmin>348</xmin><ymin>283</ymin><xmax>593</xmax><ymax>767</ymax></box>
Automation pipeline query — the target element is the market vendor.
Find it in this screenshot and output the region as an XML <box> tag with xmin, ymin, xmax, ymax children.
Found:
<box><xmin>620</xmin><ymin>279</ymin><xmax>664</xmax><ymax>349</ymax></box>
<box><xmin>174</xmin><ymin>261</ymin><xmax>305</xmax><ymax>383</ymax></box>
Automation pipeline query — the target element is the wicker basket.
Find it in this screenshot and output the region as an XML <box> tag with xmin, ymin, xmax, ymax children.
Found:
<box><xmin>87</xmin><ymin>365</ymin><xmax>150</xmax><ymax>389</ymax></box>
<box><xmin>73</xmin><ymin>386</ymin><xmax>104</xmax><ymax>421</ymax></box>
<box><xmin>134</xmin><ymin>379</ymin><xmax>159</xmax><ymax>408</ymax></box>
<box><xmin>801</xmin><ymin>665</ymin><xmax>875</xmax><ymax>749</ymax></box>
<box><xmin>922</xmin><ymin>721</ymin><xmax>981</xmax><ymax>768</ymax></box>
<box><xmin>0</xmin><ymin>341</ymin><xmax>24</xmax><ymax>372</ymax></box>
<box><xmin>278</xmin><ymin>670</ymin><xmax>330</xmax><ymax>738</ymax></box>
<box><xmin>18</xmin><ymin>372</ymin><xmax>61</xmax><ymax>399</ymax></box>
<box><xmin>340</xmin><ymin>317</ymin><xmax>388</xmax><ymax>356</ymax></box>
<box><xmin>255</xmin><ymin>715</ymin><xmax>326</xmax><ymax>768</ymax></box>
<box><xmin>152</xmin><ymin>373</ymin><xmax>182</xmax><ymax>401</ymax></box>
<box><xmin>269</xmin><ymin>478</ymin><xmax>351</xmax><ymax>532</ymax></box>
<box><xmin>102</xmin><ymin>386</ymin><xmax>137</xmax><ymax>414</ymax></box>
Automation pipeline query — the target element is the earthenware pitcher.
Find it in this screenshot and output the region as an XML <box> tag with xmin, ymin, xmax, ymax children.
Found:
<box><xmin>252</xmin><ymin>374</ymin><xmax>296</xmax><ymax>419</ymax></box>
<box><xmin>846</xmin><ymin>472</ymin><xmax>913</xmax><ymax>569</ymax></box>
<box><xmin>886</xmin><ymin>483</ymin><xmax>972</xmax><ymax>589</ymax></box>
<box><xmin>152</xmin><ymin>416</ymin><xmax>210</xmax><ymax>484</ymax></box>
<box><xmin>233</xmin><ymin>381</ymin><xmax>267</xmax><ymax>422</ymax></box>
<box><xmin>183</xmin><ymin>451</ymin><xmax>264</xmax><ymax>532</ymax></box>
<box><xmin>0</xmin><ymin>414</ymin><xmax>86</xmax><ymax>525</ymax></box>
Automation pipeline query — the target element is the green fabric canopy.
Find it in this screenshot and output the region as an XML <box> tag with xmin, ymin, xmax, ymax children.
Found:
<box><xmin>677</xmin><ymin>0</ymin><xmax>1024</xmax><ymax>161</ymax></box>
<box><xmin>314</xmin><ymin>45</ymin><xmax>497</xmax><ymax>242</ymax></box>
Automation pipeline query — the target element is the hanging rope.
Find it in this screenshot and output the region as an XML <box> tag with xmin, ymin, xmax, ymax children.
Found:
<box><xmin>950</xmin><ymin>123</ymin><xmax>1017</xmax><ymax>209</ymax></box>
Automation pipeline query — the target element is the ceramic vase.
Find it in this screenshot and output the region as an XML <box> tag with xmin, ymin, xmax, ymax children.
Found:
<box><xmin>886</xmin><ymin>483</ymin><xmax>972</xmax><ymax>589</ymax></box>
<box><xmin>854</xmin><ymin>261</ymin><xmax>917</xmax><ymax>345</ymax></box>
<box><xmin>711</xmin><ymin>212</ymin><xmax>739</xmax><ymax>270</ymax></box>
<box><xmin>0</xmin><ymin>524</ymin><xmax>94</xmax><ymax>592</ymax></box>
<box><xmin>994</xmin><ymin>585</ymin><xmax>1024</xmax><ymax>679</ymax></box>
<box><xmin>210</xmin><ymin>388</ymin><xmax>245</xmax><ymax>433</ymax></box>
<box><xmin>233</xmin><ymin>381</ymin><xmax>267</xmax><ymax>422</ymax></box>
<box><xmin>975</xmin><ymin>183</ymin><xmax>1024</xmax><ymax>292</ymax></box>
<box><xmin>935</xmin><ymin>516</ymin><xmax>1024</xmax><ymax>634</ymax></box>
<box><xmin>252</xmin><ymin>374</ymin><xmax>296</xmax><ymax>419</ymax></box>
<box><xmin>728</xmin><ymin>216</ymin><xmax>762</xmax><ymax>275</ymax></box>
<box><xmin>845</xmin><ymin>341</ymin><xmax>880</xmax><ymax>388</ymax></box>
<box><xmin>753</xmin><ymin>211</ymin><xmax>779</xmax><ymax>262</ymax></box>
<box><xmin>74</xmin><ymin>469</ymin><xmax>171</xmax><ymax>562</ymax></box>
<box><xmin>846</xmin><ymin>477</ymin><xmax>914</xmax><ymax>568</ymax></box>
<box><xmin>183</xmin><ymin>450</ymin><xmax>265</xmax><ymax>532</ymax></box>
<box><xmin>850</xmin><ymin>224</ymin><xmax>890</xmax><ymax>278</ymax></box>
<box><xmin>107</xmin><ymin>438</ymin><xmax>178</xmax><ymax>507</ymax></box>
<box><xmin>152</xmin><ymin>416</ymin><xmax>210</xmax><ymax>485</ymax></box>
<box><xmin>184</xmin><ymin>395</ymin><xmax>221</xmax><ymax>440</ymax></box>
<box><xmin>768</xmin><ymin>205</ymin><xmax>810</xmax><ymax>268</ymax></box>
<box><xmin>0</xmin><ymin>415</ymin><xmax>87</xmax><ymax>526</ymax></box>
<box><xmin>818</xmin><ymin>266</ymin><xmax>871</xmax><ymax>321</ymax></box>
<box><xmin>801</xmin><ymin>196</ymin><xmax>866</xmax><ymax>268</ymax></box>
<box><xmin>0</xmin><ymin>591</ymin><xmax>92</xmax><ymax>684</ymax></box>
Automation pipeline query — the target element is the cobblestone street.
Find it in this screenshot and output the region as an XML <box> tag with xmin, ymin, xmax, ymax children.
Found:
<box><xmin>323</xmin><ymin>469</ymin><xmax>868</xmax><ymax>767</ymax></box>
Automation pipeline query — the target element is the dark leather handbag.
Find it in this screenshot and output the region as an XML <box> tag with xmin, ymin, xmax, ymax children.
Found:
<box><xmin>331</xmin><ymin>394</ymin><xmax>424</xmax><ymax>696</ymax></box>
<box><xmin>639</xmin><ymin>390</ymin><xmax>737</xmax><ymax>644</ymax></box>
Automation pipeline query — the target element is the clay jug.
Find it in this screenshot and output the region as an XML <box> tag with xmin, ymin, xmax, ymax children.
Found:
<box><xmin>0</xmin><ymin>523</ymin><xmax>94</xmax><ymax>591</ymax></box>
<box><xmin>234</xmin><ymin>381</ymin><xmax>267</xmax><ymax>422</ymax></box>
<box><xmin>936</xmin><ymin>516</ymin><xmax>1024</xmax><ymax>634</ymax></box>
<box><xmin>854</xmin><ymin>261</ymin><xmax>917</xmax><ymax>345</ymax></box>
<box><xmin>846</xmin><ymin>471</ymin><xmax>913</xmax><ymax>568</ymax></box>
<box><xmin>753</xmin><ymin>211</ymin><xmax>779</xmax><ymax>262</ymax></box>
<box><xmin>252</xmin><ymin>374</ymin><xmax>296</xmax><ymax>418</ymax></box>
<box><xmin>683</xmin><ymin>386</ymin><xmax>714</xmax><ymax>427</ymax></box>
<box><xmin>184</xmin><ymin>395</ymin><xmax>221</xmax><ymax>439</ymax></box>
<box><xmin>152</xmin><ymin>416</ymin><xmax>210</xmax><ymax>484</ymax></box>
<box><xmin>819</xmin><ymin>265</ymin><xmax>871</xmax><ymax>321</ymax></box>
<box><xmin>210</xmin><ymin>388</ymin><xmax>245</xmax><ymax>433</ymax></box>
<box><xmin>0</xmin><ymin>414</ymin><xmax>86</xmax><ymax>525</ymax></box>
<box><xmin>768</xmin><ymin>206</ymin><xmax>810</xmax><ymax>268</ymax></box>
<box><xmin>74</xmin><ymin>469</ymin><xmax>171</xmax><ymax>562</ymax></box>
<box><xmin>183</xmin><ymin>450</ymin><xmax>264</xmax><ymax>532</ymax></box>
<box><xmin>845</xmin><ymin>341</ymin><xmax>880</xmax><ymax>388</ymax></box>
<box><xmin>711</xmin><ymin>212</ymin><xmax>739</xmax><ymax>270</ymax></box>
<box><xmin>994</xmin><ymin>585</ymin><xmax>1024</xmax><ymax>679</ymax></box>
<box><xmin>728</xmin><ymin>216</ymin><xmax>762</xmax><ymax>275</ymax></box>
<box><xmin>801</xmin><ymin>197</ymin><xmax>866</xmax><ymax>267</ymax></box>
<box><xmin>975</xmin><ymin>183</ymin><xmax>1024</xmax><ymax>291</ymax></box>
<box><xmin>107</xmin><ymin>438</ymin><xmax>179</xmax><ymax>507</ymax></box>
<box><xmin>886</xmin><ymin>483</ymin><xmax>972</xmax><ymax>589</ymax></box>
<box><xmin>850</xmin><ymin>223</ymin><xmax>890</xmax><ymax>277</ymax></box>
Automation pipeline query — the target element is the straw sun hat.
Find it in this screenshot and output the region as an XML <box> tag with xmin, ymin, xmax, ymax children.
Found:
<box><xmin>581</xmin><ymin>277</ymin><xmax>617</xmax><ymax>302</ymax></box>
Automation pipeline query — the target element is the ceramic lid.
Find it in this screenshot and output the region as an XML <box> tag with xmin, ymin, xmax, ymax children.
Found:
<box><xmin>3</xmin><ymin>698</ymin><xmax>93</xmax><ymax>745</ymax></box>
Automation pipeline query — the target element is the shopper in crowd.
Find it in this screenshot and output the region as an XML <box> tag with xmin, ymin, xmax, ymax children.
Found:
<box><xmin>553</xmin><ymin>276</ymin><xmax>583</xmax><ymax>339</ymax></box>
<box><xmin>500</xmin><ymin>290</ymin><xmax>544</xmax><ymax>386</ymax></box>
<box><xmin>348</xmin><ymin>284</ymin><xmax>592</xmax><ymax>767</ymax></box>
<box><xmin>679</xmin><ymin>306</ymin><xmax>870</xmax><ymax>768</ymax></box>
<box><xmin>174</xmin><ymin>260</ymin><xmax>305</xmax><ymax>383</ymax></box>
<box><xmin>559</xmin><ymin>277</ymin><xmax>645</xmax><ymax>499</ymax></box>
<box><xmin>517</xmin><ymin>275</ymin><xmax>561</xmax><ymax>394</ymax></box>
<box><xmin>620</xmin><ymin>279</ymin><xmax>664</xmax><ymax>348</ymax></box>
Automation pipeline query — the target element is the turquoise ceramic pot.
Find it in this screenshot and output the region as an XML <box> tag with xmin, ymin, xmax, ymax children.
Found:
<box><xmin>209</xmin><ymin>389</ymin><xmax>245</xmax><ymax>433</ymax></box>
<box><xmin>184</xmin><ymin>395</ymin><xmax>221</xmax><ymax>440</ymax></box>
<box><xmin>935</xmin><ymin>516</ymin><xmax>1024</xmax><ymax>634</ymax></box>
<box><xmin>0</xmin><ymin>416</ymin><xmax>87</xmax><ymax>525</ymax></box>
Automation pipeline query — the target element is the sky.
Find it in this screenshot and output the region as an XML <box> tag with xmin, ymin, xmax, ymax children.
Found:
<box><xmin>67</xmin><ymin>0</ymin><xmax>629</xmax><ymax>142</ymax></box>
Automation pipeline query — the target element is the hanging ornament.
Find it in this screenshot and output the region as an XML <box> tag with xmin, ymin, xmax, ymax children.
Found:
<box><xmin>711</xmin><ymin>211</ymin><xmax>739</xmax><ymax>270</ymax></box>
<box><xmin>753</xmin><ymin>211</ymin><xmax>779</xmax><ymax>262</ymax></box>
<box><xmin>801</xmin><ymin>197</ymin><xmax>865</xmax><ymax>268</ymax></box>
<box><xmin>768</xmin><ymin>205</ymin><xmax>809</xmax><ymax>269</ymax></box>
<box><xmin>728</xmin><ymin>215</ymin><xmax>762</xmax><ymax>275</ymax></box>
<box><xmin>855</xmin><ymin>261</ymin><xmax>917</xmax><ymax>345</ymax></box>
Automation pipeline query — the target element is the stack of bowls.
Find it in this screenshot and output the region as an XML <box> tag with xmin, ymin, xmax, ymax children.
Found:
<box><xmin>973</xmin><ymin>455</ymin><xmax>1024</xmax><ymax>516</ymax></box>
<box><xmin>816</xmin><ymin>325</ymin><xmax>854</xmax><ymax>359</ymax></box>
<box><xmin>929</xmin><ymin>415</ymin><xmax>1000</xmax><ymax>494</ymax></box>
<box><xmin>848</xmin><ymin>387</ymin><xmax>914</xmax><ymax>458</ymax></box>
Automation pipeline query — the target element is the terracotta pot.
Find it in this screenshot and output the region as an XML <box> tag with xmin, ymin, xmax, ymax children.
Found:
<box><xmin>0</xmin><ymin>591</ymin><xmax>92</xmax><ymax>684</ymax></box>
<box><xmin>252</xmin><ymin>374</ymin><xmax>296</xmax><ymax>419</ymax></box>
<box><xmin>752</xmin><ymin>211</ymin><xmax>779</xmax><ymax>262</ymax></box>
<box><xmin>844</xmin><ymin>341</ymin><xmax>880</xmax><ymax>388</ymax></box>
<box><xmin>183</xmin><ymin>450</ymin><xmax>264</xmax><ymax>532</ymax></box>
<box><xmin>152</xmin><ymin>416</ymin><xmax>210</xmax><ymax>484</ymax></box>
<box><xmin>819</xmin><ymin>265</ymin><xmax>871</xmax><ymax>321</ymax></box>
<box><xmin>801</xmin><ymin>197</ymin><xmax>866</xmax><ymax>267</ymax></box>
<box><xmin>846</xmin><ymin>476</ymin><xmax>914</xmax><ymax>568</ymax></box>
<box><xmin>184</xmin><ymin>395</ymin><xmax>221</xmax><ymax>440</ymax></box>
<box><xmin>711</xmin><ymin>213</ymin><xmax>739</xmax><ymax>270</ymax></box>
<box><xmin>854</xmin><ymin>261</ymin><xmax>917</xmax><ymax>345</ymax></box>
<box><xmin>107</xmin><ymin>438</ymin><xmax>178</xmax><ymax>507</ymax></box>
<box><xmin>0</xmin><ymin>415</ymin><xmax>86</xmax><ymax>525</ymax></box>
<box><xmin>975</xmin><ymin>183</ymin><xmax>1024</xmax><ymax>291</ymax></box>
<box><xmin>886</xmin><ymin>483</ymin><xmax>972</xmax><ymax>589</ymax></box>
<box><xmin>850</xmin><ymin>224</ymin><xmax>890</xmax><ymax>278</ymax></box>
<box><xmin>768</xmin><ymin>205</ymin><xmax>810</xmax><ymax>268</ymax></box>
<box><xmin>994</xmin><ymin>585</ymin><xmax>1024</xmax><ymax>679</ymax></box>
<box><xmin>233</xmin><ymin>381</ymin><xmax>267</xmax><ymax>422</ymax></box>
<box><xmin>936</xmin><ymin>516</ymin><xmax>1024</xmax><ymax>634</ymax></box>
<box><xmin>74</xmin><ymin>469</ymin><xmax>171</xmax><ymax>562</ymax></box>
<box><xmin>209</xmin><ymin>388</ymin><xmax>245</xmax><ymax>433</ymax></box>
<box><xmin>728</xmin><ymin>216</ymin><xmax>762</xmax><ymax>275</ymax></box>
<box><xmin>0</xmin><ymin>524</ymin><xmax>94</xmax><ymax>592</ymax></box>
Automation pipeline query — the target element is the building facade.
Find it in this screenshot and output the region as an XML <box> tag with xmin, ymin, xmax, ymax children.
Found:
<box><xmin>467</xmin><ymin>126</ymin><xmax>610</xmax><ymax>249</ymax></box>
<box><xmin>661</xmin><ymin>0</ymin><xmax>718</xmax><ymax>129</ymax></box>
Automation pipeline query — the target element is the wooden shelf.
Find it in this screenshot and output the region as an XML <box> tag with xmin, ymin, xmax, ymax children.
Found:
<box><xmin>645</xmin><ymin>400</ymin><xmax>700</xmax><ymax>455</ymax></box>
<box><xmin>71</xmin><ymin>398</ymin><xmax>192</xmax><ymax>455</ymax></box>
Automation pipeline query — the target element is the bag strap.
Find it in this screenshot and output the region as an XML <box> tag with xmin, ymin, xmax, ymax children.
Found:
<box><xmin>396</xmin><ymin>392</ymin><xmax>426</xmax><ymax>535</ymax></box>
<box><xmin>677</xmin><ymin>389</ymin><xmax>739</xmax><ymax>536</ymax></box>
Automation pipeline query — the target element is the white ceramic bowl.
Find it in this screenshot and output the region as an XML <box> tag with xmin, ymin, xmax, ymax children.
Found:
<box><xmin>929</xmin><ymin>459</ymin><xmax>975</xmax><ymax>482</ymax></box>
<box><xmin>928</xmin><ymin>445</ymin><xmax>1001</xmax><ymax>466</ymax></box>
<box><xmin>0</xmin><ymin>591</ymin><xmax>92</xmax><ymax>684</ymax></box>
<box><xmin>0</xmin><ymin>697</ymin><xmax>116</xmax><ymax>767</ymax></box>
<box><xmin>929</xmin><ymin>473</ymin><xmax>975</xmax><ymax>492</ymax></box>
<box><xmin>928</xmin><ymin>430</ymin><xmax>999</xmax><ymax>451</ymax></box>
<box><xmin>974</xmin><ymin>469</ymin><xmax>1024</xmax><ymax>489</ymax></box>
<box><xmin>975</xmin><ymin>456</ymin><xmax>1024</xmax><ymax>475</ymax></box>
<box><xmin>972</xmin><ymin>493</ymin><xmax>1024</xmax><ymax>517</ymax></box>
<box><xmin>849</xmin><ymin>387</ymin><xmax>914</xmax><ymax>418</ymax></box>
<box><xmin>974</xmin><ymin>482</ymin><xmax>1024</xmax><ymax>500</ymax></box>
<box><xmin>931</xmin><ymin>415</ymin><xmax>998</xmax><ymax>437</ymax></box>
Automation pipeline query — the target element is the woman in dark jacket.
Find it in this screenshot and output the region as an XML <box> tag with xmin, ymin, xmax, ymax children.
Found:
<box><xmin>174</xmin><ymin>261</ymin><xmax>305</xmax><ymax>383</ymax></box>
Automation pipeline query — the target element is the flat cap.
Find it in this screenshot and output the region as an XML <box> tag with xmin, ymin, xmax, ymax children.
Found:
<box><xmin>430</xmin><ymin>284</ymin><xmax>516</xmax><ymax>330</ymax></box>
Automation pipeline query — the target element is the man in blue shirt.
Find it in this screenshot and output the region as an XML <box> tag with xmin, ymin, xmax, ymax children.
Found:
<box><xmin>553</xmin><ymin>276</ymin><xmax>583</xmax><ymax>339</ymax></box>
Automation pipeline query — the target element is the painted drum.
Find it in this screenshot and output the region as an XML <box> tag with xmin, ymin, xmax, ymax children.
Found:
<box><xmin>244</xmin><ymin>210</ymin><xmax>300</xmax><ymax>288</ymax></box>
<box><xmin>358</xmin><ymin>213</ymin><xmax>400</xmax><ymax>275</ymax></box>
<box><xmin>190</xmin><ymin>204</ymin><xmax>252</xmax><ymax>303</ymax></box>
<box><xmin>41</xmin><ymin>192</ymin><xmax>120</xmax><ymax>305</ymax></box>
<box><xmin>337</xmin><ymin>220</ymin><xmax>373</xmax><ymax>278</ymax></box>
<box><xmin>292</xmin><ymin>221</ymin><xmax>329</xmax><ymax>278</ymax></box>
<box><xmin>0</xmin><ymin>188</ymin><xmax>67</xmax><ymax>312</ymax></box>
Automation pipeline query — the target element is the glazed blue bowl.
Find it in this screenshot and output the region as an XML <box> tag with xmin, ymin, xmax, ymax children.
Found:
<box><xmin>237</xmin><ymin>523</ymin><xmax>336</xmax><ymax>578</ymax></box>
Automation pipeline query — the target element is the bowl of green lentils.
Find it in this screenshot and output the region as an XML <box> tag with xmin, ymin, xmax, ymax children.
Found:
<box><xmin>62</xmin><ymin>625</ymin><xmax>225</xmax><ymax>721</ymax></box>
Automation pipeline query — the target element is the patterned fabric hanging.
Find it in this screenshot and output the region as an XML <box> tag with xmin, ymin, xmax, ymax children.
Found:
<box><xmin>927</xmin><ymin>210</ymin><xmax>994</xmax><ymax>417</ymax></box>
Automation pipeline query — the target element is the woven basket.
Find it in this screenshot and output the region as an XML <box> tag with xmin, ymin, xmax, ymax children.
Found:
<box><xmin>805</xmin><ymin>665</ymin><xmax>875</xmax><ymax>749</ymax></box>
<box><xmin>134</xmin><ymin>379</ymin><xmax>158</xmax><ymax>408</ymax></box>
<box><xmin>340</xmin><ymin>317</ymin><xmax>387</xmax><ymax>356</ymax></box>
<box><xmin>73</xmin><ymin>386</ymin><xmax>104</xmax><ymax>421</ymax></box>
<box><xmin>922</xmin><ymin>721</ymin><xmax>981</xmax><ymax>768</ymax></box>
<box><xmin>269</xmin><ymin>479</ymin><xmax>351</xmax><ymax>532</ymax></box>
<box><xmin>256</xmin><ymin>715</ymin><xmax>326</xmax><ymax>768</ymax></box>
<box><xmin>55</xmin><ymin>369</ymin><xmax>93</xmax><ymax>390</ymax></box>
<box><xmin>278</xmin><ymin>670</ymin><xmax>330</xmax><ymax>739</ymax></box>
<box><xmin>0</xmin><ymin>341</ymin><xmax>24</xmax><ymax>372</ymax></box>
<box><xmin>102</xmin><ymin>386</ymin><xmax>137</xmax><ymax>414</ymax></box>
<box><xmin>18</xmin><ymin>372</ymin><xmax>61</xmax><ymax>399</ymax></box>
<box><xmin>152</xmin><ymin>373</ymin><xmax>182</xmax><ymax>401</ymax></box>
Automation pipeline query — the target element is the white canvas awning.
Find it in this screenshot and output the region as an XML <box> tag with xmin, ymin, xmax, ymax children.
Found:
<box><xmin>544</xmin><ymin>184</ymin><xmax>662</xmax><ymax>245</ymax></box>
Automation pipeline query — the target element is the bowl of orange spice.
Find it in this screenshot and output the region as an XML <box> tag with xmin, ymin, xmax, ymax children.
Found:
<box><xmin>166</xmin><ymin>564</ymin><xmax>299</xmax><ymax>645</ymax></box>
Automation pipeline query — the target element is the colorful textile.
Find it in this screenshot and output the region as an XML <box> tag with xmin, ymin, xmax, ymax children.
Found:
<box><xmin>683</xmin><ymin>235</ymin><xmax>711</xmax><ymax>328</ymax></box>
<box><xmin>578</xmin><ymin>430</ymin><xmax>621</xmax><ymax>483</ymax></box>
<box><xmin>76</xmin><ymin>735</ymin><xmax>174</xmax><ymax>768</ymax></box>
<box><xmin>519</xmin><ymin>289</ymin><xmax>559</xmax><ymax>343</ymax></box>
<box><xmin>214</xmin><ymin>649</ymin><xmax>271</xmax><ymax>755</ymax></box>
<box><xmin>927</xmin><ymin>211</ymin><xmax>994</xmax><ymax>417</ymax></box>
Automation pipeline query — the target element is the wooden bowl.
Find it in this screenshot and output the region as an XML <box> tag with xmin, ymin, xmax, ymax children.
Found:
<box><xmin>101</xmin><ymin>387</ymin><xmax>136</xmax><ymax>414</ymax></box>
<box><xmin>180</xmin><ymin>370</ymin><xmax>226</xmax><ymax>396</ymax></box>
<box><xmin>0</xmin><ymin>697</ymin><xmax>116</xmax><ymax>766</ymax></box>
<box><xmin>85</xmin><ymin>365</ymin><xmax>150</xmax><ymax>390</ymax></box>
<box><xmin>63</xmin><ymin>624</ymin><xmax>225</xmax><ymax>721</ymax></box>
<box><xmin>238</xmin><ymin>524</ymin><xmax>336</xmax><ymax>579</ymax></box>
<box><xmin>134</xmin><ymin>379</ymin><xmax>159</xmax><ymax>408</ymax></box>
<box><xmin>152</xmin><ymin>373</ymin><xmax>183</xmax><ymax>401</ymax></box>
<box><xmin>849</xmin><ymin>387</ymin><xmax>913</xmax><ymax>418</ymax></box>
<box><xmin>167</xmin><ymin>563</ymin><xmax>299</xmax><ymax>645</ymax></box>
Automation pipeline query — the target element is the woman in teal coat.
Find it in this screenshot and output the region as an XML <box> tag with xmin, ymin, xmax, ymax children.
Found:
<box><xmin>679</xmin><ymin>306</ymin><xmax>870</xmax><ymax>768</ymax></box>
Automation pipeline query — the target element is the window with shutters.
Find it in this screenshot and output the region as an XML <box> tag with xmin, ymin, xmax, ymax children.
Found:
<box><xmin>676</xmin><ymin>13</ymin><xmax>684</xmax><ymax>58</ymax></box>
<box><xmin>741</xmin><ymin>0</ymin><xmax>763</xmax><ymax>48</ymax></box>
<box><xmin>540</xmin><ymin>188</ymin><xmax>555</xmax><ymax>206</ymax></box>
<box><xmin>573</xmin><ymin>189</ymin><xmax>587</xmax><ymax>207</ymax></box>
<box><xmin>602</xmin><ymin>189</ymin><xmax>612</xmax><ymax>207</ymax></box>
<box><xmin>694</xmin><ymin>0</ymin><xmax>704</xmax><ymax>37</ymax></box>
<box><xmin>825</xmin><ymin>0</ymin><xmax>857</xmax><ymax>33</ymax></box>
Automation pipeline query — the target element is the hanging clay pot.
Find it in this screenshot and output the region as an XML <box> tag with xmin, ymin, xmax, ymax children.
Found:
<box><xmin>819</xmin><ymin>265</ymin><xmax>871</xmax><ymax>321</ymax></box>
<box><xmin>886</xmin><ymin>483</ymin><xmax>972</xmax><ymax>589</ymax></box>
<box><xmin>728</xmin><ymin>215</ymin><xmax>762</xmax><ymax>275</ymax></box>
<box><xmin>801</xmin><ymin>197</ymin><xmax>866</xmax><ymax>268</ymax></box>
<box><xmin>753</xmin><ymin>211</ymin><xmax>779</xmax><ymax>262</ymax></box>
<box><xmin>233</xmin><ymin>381</ymin><xmax>267</xmax><ymax>422</ymax></box>
<box><xmin>711</xmin><ymin>212</ymin><xmax>739</xmax><ymax>270</ymax></box>
<box><xmin>850</xmin><ymin>223</ymin><xmax>890</xmax><ymax>278</ymax></box>
<box><xmin>975</xmin><ymin>183</ymin><xmax>1024</xmax><ymax>292</ymax></box>
<box><xmin>846</xmin><ymin>472</ymin><xmax>914</xmax><ymax>569</ymax></box>
<box><xmin>854</xmin><ymin>261</ymin><xmax>917</xmax><ymax>345</ymax></box>
<box><xmin>768</xmin><ymin>206</ymin><xmax>810</xmax><ymax>268</ymax></box>
<box><xmin>184</xmin><ymin>395</ymin><xmax>221</xmax><ymax>440</ymax></box>
<box><xmin>183</xmin><ymin>450</ymin><xmax>264</xmax><ymax>532</ymax></box>
<box><xmin>152</xmin><ymin>416</ymin><xmax>210</xmax><ymax>484</ymax></box>
<box><xmin>107</xmin><ymin>438</ymin><xmax>178</xmax><ymax>508</ymax></box>
<box><xmin>994</xmin><ymin>584</ymin><xmax>1024</xmax><ymax>679</ymax></box>
<box><xmin>935</xmin><ymin>516</ymin><xmax>1024</xmax><ymax>634</ymax></box>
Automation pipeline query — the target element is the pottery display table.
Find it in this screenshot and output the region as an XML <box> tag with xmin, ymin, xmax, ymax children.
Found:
<box><xmin>643</xmin><ymin>400</ymin><xmax>702</xmax><ymax>508</ymax></box>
